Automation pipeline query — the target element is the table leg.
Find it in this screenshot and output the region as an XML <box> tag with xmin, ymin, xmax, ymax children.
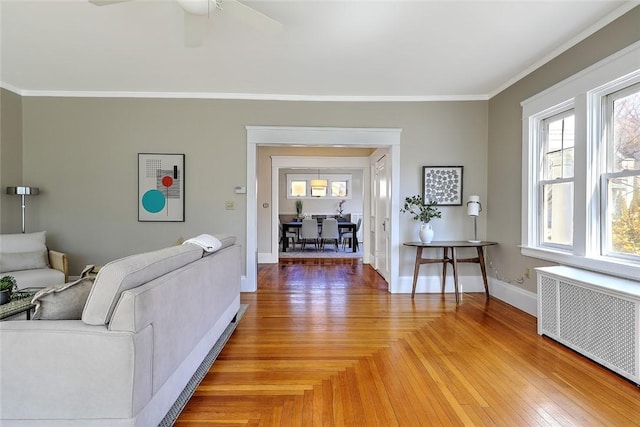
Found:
<box><xmin>411</xmin><ymin>246</ymin><xmax>423</xmax><ymax>299</ymax></box>
<box><xmin>451</xmin><ymin>247</ymin><xmax>460</xmax><ymax>304</ymax></box>
<box><xmin>477</xmin><ymin>247</ymin><xmax>490</xmax><ymax>298</ymax></box>
<box><xmin>441</xmin><ymin>247</ymin><xmax>448</xmax><ymax>293</ymax></box>
<box><xmin>282</xmin><ymin>226</ymin><xmax>288</xmax><ymax>252</ymax></box>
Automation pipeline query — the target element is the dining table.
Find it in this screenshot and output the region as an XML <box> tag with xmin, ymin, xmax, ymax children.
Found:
<box><xmin>282</xmin><ymin>220</ymin><xmax>359</xmax><ymax>252</ymax></box>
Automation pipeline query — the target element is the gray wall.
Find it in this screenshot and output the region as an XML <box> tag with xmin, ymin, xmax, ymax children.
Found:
<box><xmin>487</xmin><ymin>6</ymin><xmax>640</xmax><ymax>293</ymax></box>
<box><xmin>1</xmin><ymin>89</ymin><xmax>23</xmax><ymax>233</ymax></box>
<box><xmin>2</xmin><ymin>98</ymin><xmax>488</xmax><ymax>278</ymax></box>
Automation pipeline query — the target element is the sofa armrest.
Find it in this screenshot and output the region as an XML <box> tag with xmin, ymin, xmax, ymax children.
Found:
<box><xmin>48</xmin><ymin>249</ymin><xmax>68</xmax><ymax>282</ymax></box>
<box><xmin>0</xmin><ymin>320</ymin><xmax>153</xmax><ymax>421</ymax></box>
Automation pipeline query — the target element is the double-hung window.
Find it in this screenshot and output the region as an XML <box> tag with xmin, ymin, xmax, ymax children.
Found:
<box><xmin>540</xmin><ymin>111</ymin><xmax>575</xmax><ymax>248</ymax></box>
<box><xmin>601</xmin><ymin>83</ymin><xmax>640</xmax><ymax>260</ymax></box>
<box><xmin>522</xmin><ymin>41</ymin><xmax>640</xmax><ymax>280</ymax></box>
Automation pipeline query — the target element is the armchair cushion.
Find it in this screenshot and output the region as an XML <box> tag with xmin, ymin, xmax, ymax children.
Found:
<box><xmin>0</xmin><ymin>231</ymin><xmax>48</xmax><ymax>273</ymax></box>
<box><xmin>9</xmin><ymin>269</ymin><xmax>65</xmax><ymax>290</ymax></box>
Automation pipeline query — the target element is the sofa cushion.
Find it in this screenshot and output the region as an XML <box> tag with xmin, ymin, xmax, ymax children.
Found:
<box><xmin>31</xmin><ymin>277</ymin><xmax>94</xmax><ymax>320</ymax></box>
<box><xmin>82</xmin><ymin>244</ymin><xmax>204</xmax><ymax>325</ymax></box>
<box><xmin>0</xmin><ymin>231</ymin><xmax>48</xmax><ymax>273</ymax></box>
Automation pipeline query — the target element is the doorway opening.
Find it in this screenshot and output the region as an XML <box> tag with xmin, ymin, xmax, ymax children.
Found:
<box><xmin>271</xmin><ymin>159</ymin><xmax>368</xmax><ymax>263</ymax></box>
<box><xmin>246</xmin><ymin>126</ymin><xmax>402</xmax><ymax>293</ymax></box>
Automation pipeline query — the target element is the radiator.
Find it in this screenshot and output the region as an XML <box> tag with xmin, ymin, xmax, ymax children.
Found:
<box><xmin>536</xmin><ymin>266</ymin><xmax>640</xmax><ymax>385</ymax></box>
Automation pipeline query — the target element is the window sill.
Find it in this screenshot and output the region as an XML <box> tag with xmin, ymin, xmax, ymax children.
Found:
<box><xmin>521</xmin><ymin>246</ymin><xmax>640</xmax><ymax>282</ymax></box>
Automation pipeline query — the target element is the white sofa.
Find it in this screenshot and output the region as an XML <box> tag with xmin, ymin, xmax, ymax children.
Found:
<box><xmin>0</xmin><ymin>237</ymin><xmax>241</xmax><ymax>426</ymax></box>
<box><xmin>0</xmin><ymin>231</ymin><xmax>69</xmax><ymax>289</ymax></box>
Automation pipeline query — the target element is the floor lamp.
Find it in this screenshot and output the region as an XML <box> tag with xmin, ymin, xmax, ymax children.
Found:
<box><xmin>6</xmin><ymin>186</ymin><xmax>40</xmax><ymax>233</ymax></box>
<box><xmin>467</xmin><ymin>195</ymin><xmax>482</xmax><ymax>243</ymax></box>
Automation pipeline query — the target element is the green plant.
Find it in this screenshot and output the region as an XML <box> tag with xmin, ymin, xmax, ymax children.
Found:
<box><xmin>401</xmin><ymin>195</ymin><xmax>442</xmax><ymax>223</ymax></box>
<box><xmin>0</xmin><ymin>275</ymin><xmax>17</xmax><ymax>292</ymax></box>
<box><xmin>295</xmin><ymin>200</ymin><xmax>303</xmax><ymax>215</ymax></box>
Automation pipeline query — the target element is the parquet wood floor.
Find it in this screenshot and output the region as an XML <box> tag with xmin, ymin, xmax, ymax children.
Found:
<box><xmin>176</xmin><ymin>262</ymin><xmax>640</xmax><ymax>426</ymax></box>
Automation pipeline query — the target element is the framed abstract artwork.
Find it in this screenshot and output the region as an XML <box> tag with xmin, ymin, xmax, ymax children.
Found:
<box><xmin>422</xmin><ymin>166</ymin><xmax>463</xmax><ymax>206</ymax></box>
<box><xmin>138</xmin><ymin>153</ymin><xmax>185</xmax><ymax>221</ymax></box>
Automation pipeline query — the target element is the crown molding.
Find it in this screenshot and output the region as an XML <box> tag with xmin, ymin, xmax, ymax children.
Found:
<box><xmin>0</xmin><ymin>84</ymin><xmax>488</xmax><ymax>102</ymax></box>
<box><xmin>488</xmin><ymin>1</ymin><xmax>640</xmax><ymax>98</ymax></box>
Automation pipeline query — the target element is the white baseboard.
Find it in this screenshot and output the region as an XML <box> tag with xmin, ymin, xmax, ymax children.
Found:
<box><xmin>394</xmin><ymin>275</ymin><xmax>537</xmax><ymax>317</ymax></box>
<box><xmin>488</xmin><ymin>277</ymin><xmax>537</xmax><ymax>317</ymax></box>
<box><xmin>393</xmin><ymin>274</ymin><xmax>488</xmax><ymax>294</ymax></box>
<box><xmin>240</xmin><ymin>275</ymin><xmax>253</xmax><ymax>292</ymax></box>
<box><xmin>258</xmin><ymin>252</ymin><xmax>278</xmax><ymax>264</ymax></box>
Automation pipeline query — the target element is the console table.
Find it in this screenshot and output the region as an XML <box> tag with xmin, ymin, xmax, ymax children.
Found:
<box><xmin>403</xmin><ymin>241</ymin><xmax>497</xmax><ymax>303</ymax></box>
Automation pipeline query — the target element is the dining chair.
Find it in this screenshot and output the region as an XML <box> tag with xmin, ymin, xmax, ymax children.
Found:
<box><xmin>320</xmin><ymin>218</ymin><xmax>340</xmax><ymax>251</ymax></box>
<box><xmin>279</xmin><ymin>219</ymin><xmax>297</xmax><ymax>250</ymax></box>
<box><xmin>300</xmin><ymin>218</ymin><xmax>320</xmax><ymax>251</ymax></box>
<box><xmin>341</xmin><ymin>217</ymin><xmax>362</xmax><ymax>251</ymax></box>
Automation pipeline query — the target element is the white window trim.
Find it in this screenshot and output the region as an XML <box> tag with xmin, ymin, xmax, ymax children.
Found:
<box><xmin>521</xmin><ymin>40</ymin><xmax>640</xmax><ymax>281</ymax></box>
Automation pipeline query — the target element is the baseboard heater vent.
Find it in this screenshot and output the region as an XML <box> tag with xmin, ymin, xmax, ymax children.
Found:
<box><xmin>536</xmin><ymin>266</ymin><xmax>639</xmax><ymax>385</ymax></box>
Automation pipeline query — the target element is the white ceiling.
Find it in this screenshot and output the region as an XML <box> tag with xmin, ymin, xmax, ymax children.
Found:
<box><xmin>1</xmin><ymin>0</ymin><xmax>637</xmax><ymax>100</ymax></box>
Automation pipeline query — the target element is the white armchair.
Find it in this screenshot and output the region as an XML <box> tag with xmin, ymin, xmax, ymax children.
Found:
<box><xmin>0</xmin><ymin>232</ymin><xmax>69</xmax><ymax>290</ymax></box>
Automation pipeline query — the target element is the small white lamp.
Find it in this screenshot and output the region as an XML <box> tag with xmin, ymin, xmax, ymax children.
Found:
<box><xmin>466</xmin><ymin>195</ymin><xmax>482</xmax><ymax>243</ymax></box>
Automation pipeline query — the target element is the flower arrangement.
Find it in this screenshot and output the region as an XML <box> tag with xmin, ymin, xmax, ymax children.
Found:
<box><xmin>400</xmin><ymin>195</ymin><xmax>441</xmax><ymax>223</ymax></box>
<box><xmin>295</xmin><ymin>200</ymin><xmax>303</xmax><ymax>218</ymax></box>
<box><xmin>337</xmin><ymin>200</ymin><xmax>346</xmax><ymax>217</ymax></box>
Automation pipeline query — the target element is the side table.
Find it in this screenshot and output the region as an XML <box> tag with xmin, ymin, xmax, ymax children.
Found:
<box><xmin>0</xmin><ymin>290</ymin><xmax>37</xmax><ymax>320</ymax></box>
<box><xmin>403</xmin><ymin>241</ymin><xmax>497</xmax><ymax>303</ymax></box>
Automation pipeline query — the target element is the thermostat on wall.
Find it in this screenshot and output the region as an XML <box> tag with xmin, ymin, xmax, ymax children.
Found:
<box><xmin>234</xmin><ymin>186</ymin><xmax>247</xmax><ymax>194</ymax></box>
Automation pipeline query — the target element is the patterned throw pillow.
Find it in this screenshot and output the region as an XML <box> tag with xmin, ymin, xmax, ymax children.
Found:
<box><xmin>31</xmin><ymin>265</ymin><xmax>100</xmax><ymax>320</ymax></box>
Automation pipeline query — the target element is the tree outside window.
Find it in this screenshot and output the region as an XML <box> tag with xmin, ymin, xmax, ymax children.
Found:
<box><xmin>609</xmin><ymin>87</ymin><xmax>640</xmax><ymax>257</ymax></box>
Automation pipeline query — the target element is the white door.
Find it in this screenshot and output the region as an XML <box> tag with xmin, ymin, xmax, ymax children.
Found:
<box><xmin>373</xmin><ymin>153</ymin><xmax>390</xmax><ymax>282</ymax></box>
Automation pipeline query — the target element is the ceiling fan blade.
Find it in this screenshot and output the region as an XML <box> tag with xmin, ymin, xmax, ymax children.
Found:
<box><xmin>183</xmin><ymin>11</ymin><xmax>209</xmax><ymax>47</ymax></box>
<box><xmin>221</xmin><ymin>0</ymin><xmax>282</xmax><ymax>34</ymax></box>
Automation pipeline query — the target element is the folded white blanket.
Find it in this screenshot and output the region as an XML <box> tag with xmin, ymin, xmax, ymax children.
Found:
<box><xmin>183</xmin><ymin>234</ymin><xmax>222</xmax><ymax>253</ymax></box>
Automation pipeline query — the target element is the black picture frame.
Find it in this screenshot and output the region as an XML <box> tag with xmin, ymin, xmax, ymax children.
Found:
<box><xmin>422</xmin><ymin>166</ymin><xmax>463</xmax><ymax>206</ymax></box>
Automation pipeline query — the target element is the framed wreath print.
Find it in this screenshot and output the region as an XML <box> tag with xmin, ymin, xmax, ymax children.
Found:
<box><xmin>422</xmin><ymin>166</ymin><xmax>463</xmax><ymax>206</ymax></box>
<box><xmin>138</xmin><ymin>153</ymin><xmax>185</xmax><ymax>221</ymax></box>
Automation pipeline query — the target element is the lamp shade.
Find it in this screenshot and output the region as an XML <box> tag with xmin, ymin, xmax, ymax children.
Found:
<box><xmin>467</xmin><ymin>195</ymin><xmax>481</xmax><ymax>216</ymax></box>
<box><xmin>310</xmin><ymin>179</ymin><xmax>328</xmax><ymax>187</ymax></box>
<box><xmin>7</xmin><ymin>186</ymin><xmax>39</xmax><ymax>196</ymax></box>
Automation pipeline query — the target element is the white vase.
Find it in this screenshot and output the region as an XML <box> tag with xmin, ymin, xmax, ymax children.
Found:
<box><xmin>419</xmin><ymin>223</ymin><xmax>434</xmax><ymax>243</ymax></box>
